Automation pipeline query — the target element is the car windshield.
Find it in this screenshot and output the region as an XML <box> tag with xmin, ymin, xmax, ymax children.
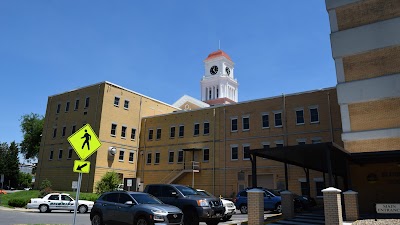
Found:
<box><xmin>130</xmin><ymin>193</ymin><xmax>163</xmax><ymax>204</ymax></box>
<box><xmin>175</xmin><ymin>185</ymin><xmax>199</xmax><ymax>196</ymax></box>
<box><xmin>197</xmin><ymin>190</ymin><xmax>214</xmax><ymax>197</ymax></box>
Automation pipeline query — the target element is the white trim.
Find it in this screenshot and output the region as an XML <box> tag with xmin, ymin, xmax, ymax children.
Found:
<box><xmin>168</xmin><ymin>150</ymin><xmax>175</xmax><ymax>163</ymax></box>
<box><xmin>242</xmin><ymin>144</ymin><xmax>250</xmax><ymax>160</ymax></box>
<box><xmin>297</xmin><ymin>138</ymin><xmax>307</xmax><ymax>144</ymax></box>
<box><xmin>118</xmin><ymin>149</ymin><xmax>125</xmax><ymax>162</ymax></box>
<box><xmin>274</xmin><ymin>140</ymin><xmax>284</xmax><ymax>145</ymax></box>
<box><xmin>298</xmin><ymin>178</ymin><xmax>307</xmax><ymax>182</ymax></box>
<box><xmin>295</xmin><ymin>109</ymin><xmax>305</xmax><ymax>125</ymax></box>
<box><xmin>328</xmin><ymin>9</ymin><xmax>338</xmax><ymax>32</ymax></box>
<box><xmin>242</xmin><ymin>115</ymin><xmax>250</xmax><ymax>131</ymax></box>
<box><xmin>325</xmin><ymin>0</ymin><xmax>361</xmax><ymax>10</ymax></box>
<box><xmin>173</xmin><ymin>94</ymin><xmax>210</xmax><ymax>109</ymax></box>
<box><xmin>335</xmin><ymin>58</ymin><xmax>345</xmax><ymax>83</ymax></box>
<box><xmin>203</xmin><ymin>148</ymin><xmax>210</xmax><ymax>162</ymax></box>
<box><xmin>114</xmin><ymin>96</ymin><xmax>120</xmax><ymax>107</ymax></box>
<box><xmin>154</xmin><ymin>152</ymin><xmax>161</xmax><ymax>164</ymax></box>
<box><xmin>231</xmin><ymin>117</ymin><xmax>238</xmax><ymax>132</ymax></box>
<box><xmin>121</xmin><ymin>125</ymin><xmax>127</xmax><ymax>138</ymax></box>
<box><xmin>274</xmin><ymin>111</ymin><xmax>283</xmax><ymax>127</ymax></box>
<box><xmin>111</xmin><ymin>123</ymin><xmax>117</xmax><ymax>137</ymax></box>
<box><xmin>342</xmin><ymin>127</ymin><xmax>400</xmax><ymax>141</ymax></box>
<box><xmin>146</xmin><ymin>152</ymin><xmax>152</xmax><ymax>164</ymax></box>
<box><xmin>230</xmin><ymin>145</ymin><xmax>239</xmax><ymax>161</ymax></box>
<box><xmin>128</xmin><ymin>151</ymin><xmax>135</xmax><ymax>163</ymax></box>
<box><xmin>340</xmin><ymin>105</ymin><xmax>351</xmax><ymax>132</ymax></box>
<box><xmin>123</xmin><ymin>99</ymin><xmax>130</xmax><ymax>110</ymax></box>
<box><xmin>314</xmin><ymin>177</ymin><xmax>324</xmax><ymax>182</ymax></box>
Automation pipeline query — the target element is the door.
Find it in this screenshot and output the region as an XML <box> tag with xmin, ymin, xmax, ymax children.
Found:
<box><xmin>101</xmin><ymin>193</ymin><xmax>119</xmax><ymax>224</ymax></box>
<box><xmin>158</xmin><ymin>186</ymin><xmax>181</xmax><ymax>208</ymax></box>
<box><xmin>60</xmin><ymin>194</ymin><xmax>74</xmax><ymax>210</ymax></box>
<box><xmin>114</xmin><ymin>193</ymin><xmax>135</xmax><ymax>224</ymax></box>
<box><xmin>263</xmin><ymin>190</ymin><xmax>276</xmax><ymax>210</ymax></box>
<box><xmin>47</xmin><ymin>194</ymin><xmax>61</xmax><ymax>210</ymax></box>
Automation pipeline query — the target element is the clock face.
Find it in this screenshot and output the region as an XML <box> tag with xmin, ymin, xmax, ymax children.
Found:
<box><xmin>225</xmin><ymin>67</ymin><xmax>231</xmax><ymax>75</ymax></box>
<box><xmin>210</xmin><ymin>65</ymin><xmax>218</xmax><ymax>75</ymax></box>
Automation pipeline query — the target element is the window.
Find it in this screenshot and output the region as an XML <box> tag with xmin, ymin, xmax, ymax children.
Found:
<box><xmin>53</xmin><ymin>128</ymin><xmax>57</xmax><ymax>138</ymax></box>
<box><xmin>74</xmin><ymin>99</ymin><xmax>79</xmax><ymax>110</ymax></box>
<box><xmin>129</xmin><ymin>152</ymin><xmax>134</xmax><ymax>163</ymax></box>
<box><xmin>262</xmin><ymin>114</ymin><xmax>269</xmax><ymax>128</ymax></box>
<box><xmin>124</xmin><ymin>100</ymin><xmax>129</xmax><ymax>109</ymax></box>
<box><xmin>121</xmin><ymin>126</ymin><xmax>127</xmax><ymax>138</ymax></box>
<box><xmin>300</xmin><ymin>181</ymin><xmax>309</xmax><ymax>196</ymax></box>
<box><xmin>315</xmin><ymin>180</ymin><xmax>324</xmax><ymax>197</ymax></box>
<box><xmin>204</xmin><ymin>122</ymin><xmax>209</xmax><ymax>135</ymax></box>
<box><xmin>177</xmin><ymin>150</ymin><xmax>183</xmax><ymax>163</ymax></box>
<box><xmin>312</xmin><ymin>138</ymin><xmax>322</xmax><ymax>144</ymax></box>
<box><xmin>56</xmin><ymin>103</ymin><xmax>61</xmax><ymax>114</ymax></box>
<box><xmin>119</xmin><ymin>149</ymin><xmax>125</xmax><ymax>161</ymax></box>
<box><xmin>296</xmin><ymin>109</ymin><xmax>305</xmax><ymax>124</ymax></box>
<box><xmin>146</xmin><ymin>153</ymin><xmax>152</xmax><ymax>164</ymax></box>
<box><xmin>131</xmin><ymin>128</ymin><xmax>136</xmax><ymax>140</ymax></box>
<box><xmin>168</xmin><ymin>151</ymin><xmax>174</xmax><ymax>163</ymax></box>
<box><xmin>310</xmin><ymin>107</ymin><xmax>319</xmax><ymax>123</ymax></box>
<box><xmin>243</xmin><ymin>145</ymin><xmax>250</xmax><ymax>160</ymax></box>
<box><xmin>179</xmin><ymin>125</ymin><xmax>184</xmax><ymax>137</ymax></box>
<box><xmin>263</xmin><ymin>144</ymin><xmax>270</xmax><ymax>150</ymax></box>
<box><xmin>65</xmin><ymin>101</ymin><xmax>70</xmax><ymax>112</ymax></box>
<box><xmin>155</xmin><ymin>152</ymin><xmax>160</xmax><ymax>164</ymax></box>
<box><xmin>298</xmin><ymin>140</ymin><xmax>306</xmax><ymax>145</ymax></box>
<box><xmin>231</xmin><ymin>146</ymin><xmax>238</xmax><ymax>160</ymax></box>
<box><xmin>231</xmin><ymin>118</ymin><xmax>238</xmax><ymax>132</ymax></box>
<box><xmin>242</xmin><ymin>116</ymin><xmax>250</xmax><ymax>130</ymax></box>
<box><xmin>148</xmin><ymin>129</ymin><xmax>154</xmax><ymax>140</ymax></box>
<box><xmin>114</xmin><ymin>97</ymin><xmax>120</xmax><ymax>106</ymax></box>
<box><xmin>203</xmin><ymin>148</ymin><xmax>209</xmax><ymax>162</ymax></box>
<box><xmin>276</xmin><ymin>143</ymin><xmax>284</xmax><ymax>148</ymax></box>
<box><xmin>62</xmin><ymin>126</ymin><xmax>66</xmax><ymax>137</ymax></box>
<box><xmin>58</xmin><ymin>149</ymin><xmax>63</xmax><ymax>159</ymax></box>
<box><xmin>156</xmin><ymin>128</ymin><xmax>161</xmax><ymax>140</ymax></box>
<box><xmin>85</xmin><ymin>97</ymin><xmax>90</xmax><ymax>108</ymax></box>
<box><xmin>275</xmin><ymin>141</ymin><xmax>284</xmax><ymax>148</ymax></box>
<box><xmin>48</xmin><ymin>194</ymin><xmax>59</xmax><ymax>201</ymax></box>
<box><xmin>274</xmin><ymin>112</ymin><xmax>282</xmax><ymax>127</ymax></box>
<box><xmin>170</xmin><ymin>126</ymin><xmax>175</xmax><ymax>138</ymax></box>
<box><xmin>71</xmin><ymin>125</ymin><xmax>76</xmax><ymax>134</ymax></box>
<box><xmin>67</xmin><ymin>148</ymin><xmax>73</xmax><ymax>159</ymax></box>
<box><xmin>49</xmin><ymin>150</ymin><xmax>54</xmax><ymax>160</ymax></box>
<box><xmin>111</xmin><ymin>124</ymin><xmax>117</xmax><ymax>136</ymax></box>
<box><xmin>194</xmin><ymin>123</ymin><xmax>200</xmax><ymax>136</ymax></box>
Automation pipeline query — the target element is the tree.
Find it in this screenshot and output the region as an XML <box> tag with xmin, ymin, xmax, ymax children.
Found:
<box><xmin>0</xmin><ymin>142</ymin><xmax>20</xmax><ymax>189</ymax></box>
<box><xmin>20</xmin><ymin>113</ymin><xmax>44</xmax><ymax>160</ymax></box>
<box><xmin>18</xmin><ymin>172</ymin><xmax>33</xmax><ymax>188</ymax></box>
<box><xmin>95</xmin><ymin>171</ymin><xmax>121</xmax><ymax>194</ymax></box>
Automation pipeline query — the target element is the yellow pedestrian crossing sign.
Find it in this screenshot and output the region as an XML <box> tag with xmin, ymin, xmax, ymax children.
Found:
<box><xmin>68</xmin><ymin>124</ymin><xmax>101</xmax><ymax>161</ymax></box>
<box><xmin>73</xmin><ymin>160</ymin><xmax>90</xmax><ymax>173</ymax></box>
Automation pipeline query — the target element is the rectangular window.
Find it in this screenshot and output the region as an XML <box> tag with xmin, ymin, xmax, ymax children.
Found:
<box><xmin>274</xmin><ymin>112</ymin><xmax>282</xmax><ymax>127</ymax></box>
<box><xmin>56</xmin><ymin>104</ymin><xmax>61</xmax><ymax>114</ymax></box>
<box><xmin>310</xmin><ymin>107</ymin><xmax>319</xmax><ymax>123</ymax></box>
<box><xmin>296</xmin><ymin>109</ymin><xmax>305</xmax><ymax>124</ymax></box>
<box><xmin>203</xmin><ymin>122</ymin><xmax>209</xmax><ymax>135</ymax></box>
<box><xmin>231</xmin><ymin>146</ymin><xmax>238</xmax><ymax>160</ymax></box>
<box><xmin>131</xmin><ymin>128</ymin><xmax>136</xmax><ymax>140</ymax></box>
<box><xmin>53</xmin><ymin>128</ymin><xmax>57</xmax><ymax>138</ymax></box>
<box><xmin>65</xmin><ymin>101</ymin><xmax>70</xmax><ymax>112</ymax></box>
<box><xmin>71</xmin><ymin>125</ymin><xmax>76</xmax><ymax>134</ymax></box>
<box><xmin>146</xmin><ymin>153</ymin><xmax>152</xmax><ymax>164</ymax></box>
<box><xmin>129</xmin><ymin>152</ymin><xmax>134</xmax><ymax>163</ymax></box>
<box><xmin>58</xmin><ymin>149</ymin><xmax>63</xmax><ymax>159</ymax></box>
<box><xmin>148</xmin><ymin>129</ymin><xmax>154</xmax><ymax>140</ymax></box>
<box><xmin>300</xmin><ymin>181</ymin><xmax>309</xmax><ymax>196</ymax></box>
<box><xmin>62</xmin><ymin>126</ymin><xmax>66</xmax><ymax>137</ymax></box>
<box><xmin>179</xmin><ymin>125</ymin><xmax>184</xmax><ymax>137</ymax></box>
<box><xmin>242</xmin><ymin>116</ymin><xmax>250</xmax><ymax>130</ymax></box>
<box><xmin>74</xmin><ymin>99</ymin><xmax>79</xmax><ymax>110</ymax></box>
<box><xmin>312</xmin><ymin>138</ymin><xmax>322</xmax><ymax>144</ymax></box>
<box><xmin>119</xmin><ymin>150</ymin><xmax>125</xmax><ymax>161</ymax></box>
<box><xmin>177</xmin><ymin>150</ymin><xmax>183</xmax><ymax>163</ymax></box>
<box><xmin>243</xmin><ymin>145</ymin><xmax>250</xmax><ymax>160</ymax></box>
<box><xmin>194</xmin><ymin>123</ymin><xmax>200</xmax><ymax>136</ymax></box>
<box><xmin>121</xmin><ymin>126</ymin><xmax>127</xmax><ymax>138</ymax></box>
<box><xmin>84</xmin><ymin>97</ymin><xmax>89</xmax><ymax>108</ymax></box>
<box><xmin>315</xmin><ymin>181</ymin><xmax>324</xmax><ymax>197</ymax></box>
<box><xmin>124</xmin><ymin>100</ymin><xmax>129</xmax><ymax>109</ymax></box>
<box><xmin>114</xmin><ymin>97</ymin><xmax>120</xmax><ymax>106</ymax></box>
<box><xmin>156</xmin><ymin>128</ymin><xmax>161</xmax><ymax>140</ymax></box>
<box><xmin>67</xmin><ymin>148</ymin><xmax>73</xmax><ymax>159</ymax></box>
<box><xmin>263</xmin><ymin>144</ymin><xmax>270</xmax><ymax>150</ymax></box>
<box><xmin>170</xmin><ymin>126</ymin><xmax>175</xmax><ymax>138</ymax></box>
<box><xmin>203</xmin><ymin>148</ymin><xmax>209</xmax><ymax>162</ymax></box>
<box><xmin>49</xmin><ymin>150</ymin><xmax>54</xmax><ymax>160</ymax></box>
<box><xmin>231</xmin><ymin>118</ymin><xmax>238</xmax><ymax>132</ymax></box>
<box><xmin>168</xmin><ymin>151</ymin><xmax>174</xmax><ymax>163</ymax></box>
<box><xmin>155</xmin><ymin>152</ymin><xmax>160</xmax><ymax>164</ymax></box>
<box><xmin>276</xmin><ymin>143</ymin><xmax>284</xmax><ymax>148</ymax></box>
<box><xmin>262</xmin><ymin>114</ymin><xmax>269</xmax><ymax>128</ymax></box>
<box><xmin>298</xmin><ymin>140</ymin><xmax>306</xmax><ymax>145</ymax></box>
<box><xmin>111</xmin><ymin>124</ymin><xmax>117</xmax><ymax>136</ymax></box>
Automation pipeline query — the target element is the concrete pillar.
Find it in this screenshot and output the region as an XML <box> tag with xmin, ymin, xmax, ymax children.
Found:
<box><xmin>322</xmin><ymin>187</ymin><xmax>343</xmax><ymax>225</ymax></box>
<box><xmin>281</xmin><ymin>190</ymin><xmax>295</xmax><ymax>219</ymax></box>
<box><xmin>247</xmin><ymin>189</ymin><xmax>264</xmax><ymax>225</ymax></box>
<box><xmin>343</xmin><ymin>190</ymin><xmax>359</xmax><ymax>221</ymax></box>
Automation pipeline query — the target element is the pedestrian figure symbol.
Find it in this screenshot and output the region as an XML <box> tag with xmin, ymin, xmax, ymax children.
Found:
<box><xmin>81</xmin><ymin>130</ymin><xmax>91</xmax><ymax>150</ymax></box>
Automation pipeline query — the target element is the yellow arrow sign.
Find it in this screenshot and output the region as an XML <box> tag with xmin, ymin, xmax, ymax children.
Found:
<box><xmin>68</xmin><ymin>124</ymin><xmax>101</xmax><ymax>161</ymax></box>
<box><xmin>73</xmin><ymin>160</ymin><xmax>91</xmax><ymax>173</ymax></box>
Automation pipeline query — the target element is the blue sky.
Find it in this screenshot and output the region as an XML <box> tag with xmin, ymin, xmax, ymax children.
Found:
<box><xmin>0</xmin><ymin>1</ymin><xmax>336</xmax><ymax>146</ymax></box>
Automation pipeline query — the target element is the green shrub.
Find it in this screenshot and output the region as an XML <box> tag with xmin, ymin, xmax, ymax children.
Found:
<box><xmin>39</xmin><ymin>179</ymin><xmax>52</xmax><ymax>190</ymax></box>
<box><xmin>95</xmin><ymin>171</ymin><xmax>121</xmax><ymax>194</ymax></box>
<box><xmin>8</xmin><ymin>198</ymin><xmax>29</xmax><ymax>208</ymax></box>
<box><xmin>39</xmin><ymin>187</ymin><xmax>53</xmax><ymax>198</ymax></box>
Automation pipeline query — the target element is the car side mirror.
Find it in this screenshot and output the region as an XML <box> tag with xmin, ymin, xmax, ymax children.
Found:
<box><xmin>171</xmin><ymin>192</ymin><xmax>178</xmax><ymax>197</ymax></box>
<box><xmin>124</xmin><ymin>201</ymin><xmax>135</xmax><ymax>205</ymax></box>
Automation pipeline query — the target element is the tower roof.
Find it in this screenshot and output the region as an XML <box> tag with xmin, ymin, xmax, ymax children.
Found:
<box><xmin>205</xmin><ymin>50</ymin><xmax>232</xmax><ymax>61</ymax></box>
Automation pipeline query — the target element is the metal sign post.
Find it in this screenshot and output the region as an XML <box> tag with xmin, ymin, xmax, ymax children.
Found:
<box><xmin>72</xmin><ymin>173</ymin><xmax>82</xmax><ymax>225</ymax></box>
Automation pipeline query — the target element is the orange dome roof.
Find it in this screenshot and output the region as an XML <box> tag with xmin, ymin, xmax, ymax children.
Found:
<box><xmin>205</xmin><ymin>50</ymin><xmax>232</xmax><ymax>61</ymax></box>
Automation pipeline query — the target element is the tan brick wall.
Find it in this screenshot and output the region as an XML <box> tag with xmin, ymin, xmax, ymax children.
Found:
<box><xmin>323</xmin><ymin>189</ymin><xmax>343</xmax><ymax>225</ymax></box>
<box><xmin>336</xmin><ymin>0</ymin><xmax>400</xmax><ymax>31</ymax></box>
<box><xmin>343</xmin><ymin>46</ymin><xmax>400</xmax><ymax>82</ymax></box>
<box><xmin>247</xmin><ymin>190</ymin><xmax>264</xmax><ymax>225</ymax></box>
<box><xmin>343</xmin><ymin>192</ymin><xmax>359</xmax><ymax>221</ymax></box>
<box><xmin>344</xmin><ymin>137</ymin><xmax>400</xmax><ymax>153</ymax></box>
<box><xmin>348</xmin><ymin>98</ymin><xmax>400</xmax><ymax>131</ymax></box>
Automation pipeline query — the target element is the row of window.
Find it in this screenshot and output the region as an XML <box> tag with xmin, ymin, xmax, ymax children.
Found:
<box><xmin>52</xmin><ymin>124</ymin><xmax>82</xmax><ymax>138</ymax></box>
<box><xmin>56</xmin><ymin>97</ymin><xmax>90</xmax><ymax>114</ymax></box>
<box><xmin>110</xmin><ymin>124</ymin><xmax>137</xmax><ymax>140</ymax></box>
<box><xmin>49</xmin><ymin>148</ymin><xmax>135</xmax><ymax>163</ymax></box>
<box><xmin>114</xmin><ymin>96</ymin><xmax>130</xmax><ymax>109</ymax></box>
<box><xmin>49</xmin><ymin>148</ymin><xmax>74</xmax><ymax>160</ymax></box>
<box><xmin>148</xmin><ymin>122</ymin><xmax>210</xmax><ymax>140</ymax></box>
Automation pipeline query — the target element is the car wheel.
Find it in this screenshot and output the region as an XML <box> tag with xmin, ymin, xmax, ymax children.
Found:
<box><xmin>78</xmin><ymin>205</ymin><xmax>88</xmax><ymax>213</ymax></box>
<box><xmin>221</xmin><ymin>215</ymin><xmax>232</xmax><ymax>222</ymax></box>
<box><xmin>91</xmin><ymin>214</ymin><xmax>104</xmax><ymax>225</ymax></box>
<box><xmin>136</xmin><ymin>216</ymin><xmax>150</xmax><ymax>225</ymax></box>
<box><xmin>240</xmin><ymin>204</ymin><xmax>248</xmax><ymax>214</ymax></box>
<box><xmin>39</xmin><ymin>204</ymin><xmax>49</xmax><ymax>213</ymax></box>
<box><xmin>274</xmin><ymin>203</ymin><xmax>282</xmax><ymax>213</ymax></box>
<box><xmin>206</xmin><ymin>219</ymin><xmax>220</xmax><ymax>225</ymax></box>
<box><xmin>183</xmin><ymin>209</ymin><xmax>199</xmax><ymax>225</ymax></box>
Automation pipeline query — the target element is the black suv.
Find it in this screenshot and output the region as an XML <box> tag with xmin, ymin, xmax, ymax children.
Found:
<box><xmin>144</xmin><ymin>184</ymin><xmax>224</xmax><ymax>225</ymax></box>
<box><xmin>90</xmin><ymin>191</ymin><xmax>183</xmax><ymax>225</ymax></box>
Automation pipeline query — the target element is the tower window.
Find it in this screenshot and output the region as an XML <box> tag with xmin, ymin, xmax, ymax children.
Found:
<box><xmin>274</xmin><ymin>112</ymin><xmax>282</xmax><ymax>127</ymax></box>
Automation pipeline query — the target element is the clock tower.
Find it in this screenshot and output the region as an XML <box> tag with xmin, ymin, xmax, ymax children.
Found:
<box><xmin>201</xmin><ymin>50</ymin><xmax>238</xmax><ymax>105</ymax></box>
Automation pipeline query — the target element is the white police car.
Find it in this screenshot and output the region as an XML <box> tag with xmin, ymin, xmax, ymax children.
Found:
<box><xmin>26</xmin><ymin>193</ymin><xmax>94</xmax><ymax>213</ymax></box>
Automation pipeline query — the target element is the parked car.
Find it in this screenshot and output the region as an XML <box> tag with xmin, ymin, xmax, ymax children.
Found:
<box><xmin>90</xmin><ymin>191</ymin><xmax>183</xmax><ymax>225</ymax></box>
<box><xmin>26</xmin><ymin>193</ymin><xmax>94</xmax><ymax>213</ymax></box>
<box><xmin>144</xmin><ymin>184</ymin><xmax>224</xmax><ymax>225</ymax></box>
<box><xmin>272</xmin><ymin>189</ymin><xmax>316</xmax><ymax>211</ymax></box>
<box><xmin>233</xmin><ymin>188</ymin><xmax>282</xmax><ymax>214</ymax></box>
<box><xmin>196</xmin><ymin>189</ymin><xmax>236</xmax><ymax>222</ymax></box>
